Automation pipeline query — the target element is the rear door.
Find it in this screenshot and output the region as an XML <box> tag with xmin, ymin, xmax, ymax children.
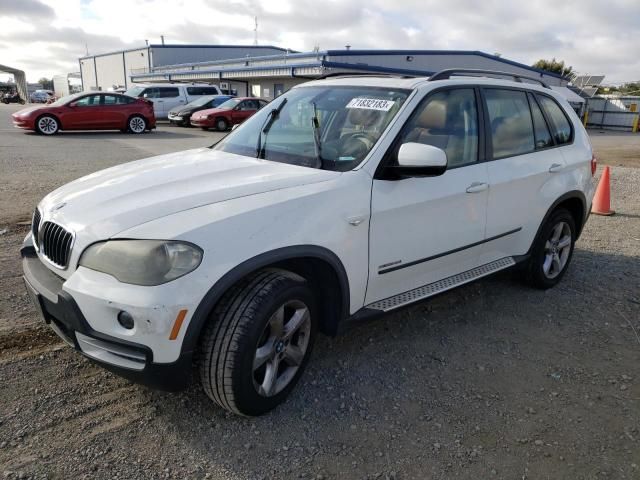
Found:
<box><xmin>100</xmin><ymin>94</ymin><xmax>127</xmax><ymax>128</ymax></box>
<box><xmin>480</xmin><ymin>88</ymin><xmax>567</xmax><ymax>264</ymax></box>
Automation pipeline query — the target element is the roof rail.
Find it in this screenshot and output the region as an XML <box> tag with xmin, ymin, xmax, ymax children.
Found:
<box><xmin>429</xmin><ymin>69</ymin><xmax>551</xmax><ymax>88</ymax></box>
<box><xmin>315</xmin><ymin>71</ymin><xmax>417</xmax><ymax>80</ymax></box>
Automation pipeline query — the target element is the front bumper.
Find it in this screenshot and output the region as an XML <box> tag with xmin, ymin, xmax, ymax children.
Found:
<box><xmin>21</xmin><ymin>247</ymin><xmax>192</xmax><ymax>391</ymax></box>
<box><xmin>190</xmin><ymin>117</ymin><xmax>213</xmax><ymax>127</ymax></box>
<box><xmin>12</xmin><ymin>118</ymin><xmax>33</xmax><ymax>129</ymax></box>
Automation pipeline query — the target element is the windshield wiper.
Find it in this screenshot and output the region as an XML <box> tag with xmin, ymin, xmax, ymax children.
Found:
<box><xmin>256</xmin><ymin>98</ymin><xmax>287</xmax><ymax>159</ymax></box>
<box><xmin>310</xmin><ymin>101</ymin><xmax>323</xmax><ymax>168</ymax></box>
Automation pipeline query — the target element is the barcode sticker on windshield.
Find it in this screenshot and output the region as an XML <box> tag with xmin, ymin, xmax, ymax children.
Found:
<box><xmin>346</xmin><ymin>98</ymin><xmax>395</xmax><ymax>111</ymax></box>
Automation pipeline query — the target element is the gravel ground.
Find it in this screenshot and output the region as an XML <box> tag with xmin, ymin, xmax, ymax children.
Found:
<box><xmin>0</xmin><ymin>104</ymin><xmax>639</xmax><ymax>479</ymax></box>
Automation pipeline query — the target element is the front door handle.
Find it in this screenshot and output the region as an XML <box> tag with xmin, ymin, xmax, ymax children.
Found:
<box><xmin>549</xmin><ymin>163</ymin><xmax>563</xmax><ymax>173</ymax></box>
<box><xmin>466</xmin><ymin>182</ymin><xmax>489</xmax><ymax>193</ymax></box>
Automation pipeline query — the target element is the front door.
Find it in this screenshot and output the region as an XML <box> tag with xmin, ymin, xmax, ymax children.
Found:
<box><xmin>62</xmin><ymin>94</ymin><xmax>104</xmax><ymax>129</ymax></box>
<box><xmin>366</xmin><ymin>87</ymin><xmax>489</xmax><ymax>304</ymax></box>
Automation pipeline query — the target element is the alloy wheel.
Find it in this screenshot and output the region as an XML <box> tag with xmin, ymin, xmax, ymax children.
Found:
<box><xmin>38</xmin><ymin>116</ymin><xmax>58</xmax><ymax>135</ymax></box>
<box><xmin>252</xmin><ymin>299</ymin><xmax>311</xmax><ymax>397</ymax></box>
<box><xmin>129</xmin><ymin>116</ymin><xmax>145</xmax><ymax>133</ymax></box>
<box><xmin>542</xmin><ymin>221</ymin><xmax>572</xmax><ymax>279</ymax></box>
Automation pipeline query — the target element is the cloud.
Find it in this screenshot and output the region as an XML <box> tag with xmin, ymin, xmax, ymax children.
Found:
<box><xmin>0</xmin><ymin>0</ymin><xmax>638</xmax><ymax>83</ymax></box>
<box><xmin>0</xmin><ymin>0</ymin><xmax>54</xmax><ymax>19</ymax></box>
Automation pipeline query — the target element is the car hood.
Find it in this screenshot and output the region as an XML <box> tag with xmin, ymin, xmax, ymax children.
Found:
<box><xmin>13</xmin><ymin>105</ymin><xmax>49</xmax><ymax>117</ymax></box>
<box><xmin>169</xmin><ymin>106</ymin><xmax>197</xmax><ymax>116</ymax></box>
<box><xmin>192</xmin><ymin>107</ymin><xmax>229</xmax><ymax>118</ymax></box>
<box><xmin>38</xmin><ymin>148</ymin><xmax>337</xmax><ymax>241</ymax></box>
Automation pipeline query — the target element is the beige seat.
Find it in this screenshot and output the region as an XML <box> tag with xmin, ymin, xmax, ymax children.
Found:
<box><xmin>405</xmin><ymin>99</ymin><xmax>449</xmax><ymax>151</ymax></box>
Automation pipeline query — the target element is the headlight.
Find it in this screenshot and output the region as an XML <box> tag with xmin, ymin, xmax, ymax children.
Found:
<box><xmin>79</xmin><ymin>240</ymin><xmax>203</xmax><ymax>286</ymax></box>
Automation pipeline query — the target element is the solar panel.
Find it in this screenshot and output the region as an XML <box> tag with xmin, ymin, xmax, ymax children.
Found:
<box><xmin>573</xmin><ymin>75</ymin><xmax>605</xmax><ymax>88</ymax></box>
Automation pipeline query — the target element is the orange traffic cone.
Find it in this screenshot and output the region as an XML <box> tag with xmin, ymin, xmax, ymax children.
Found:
<box><xmin>591</xmin><ymin>166</ymin><xmax>615</xmax><ymax>216</ymax></box>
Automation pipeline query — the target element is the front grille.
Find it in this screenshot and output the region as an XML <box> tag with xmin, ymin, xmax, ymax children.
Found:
<box><xmin>40</xmin><ymin>221</ymin><xmax>73</xmax><ymax>268</ymax></box>
<box><xmin>32</xmin><ymin>208</ymin><xmax>41</xmax><ymax>248</ymax></box>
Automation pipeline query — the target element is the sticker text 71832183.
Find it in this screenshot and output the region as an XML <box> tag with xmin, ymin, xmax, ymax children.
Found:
<box><xmin>346</xmin><ymin>98</ymin><xmax>395</xmax><ymax>111</ymax></box>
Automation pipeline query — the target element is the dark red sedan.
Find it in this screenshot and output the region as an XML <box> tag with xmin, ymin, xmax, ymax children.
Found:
<box><xmin>190</xmin><ymin>97</ymin><xmax>268</xmax><ymax>131</ymax></box>
<box><xmin>12</xmin><ymin>92</ymin><xmax>156</xmax><ymax>135</ymax></box>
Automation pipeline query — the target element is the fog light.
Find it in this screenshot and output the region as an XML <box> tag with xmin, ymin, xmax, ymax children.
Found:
<box><xmin>117</xmin><ymin>311</ymin><xmax>134</xmax><ymax>330</ymax></box>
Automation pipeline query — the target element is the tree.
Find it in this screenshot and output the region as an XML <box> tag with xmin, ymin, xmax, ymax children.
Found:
<box><xmin>38</xmin><ymin>77</ymin><xmax>53</xmax><ymax>90</ymax></box>
<box><xmin>532</xmin><ymin>58</ymin><xmax>575</xmax><ymax>80</ymax></box>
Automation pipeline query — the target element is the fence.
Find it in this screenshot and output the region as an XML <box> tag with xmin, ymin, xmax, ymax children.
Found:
<box><xmin>583</xmin><ymin>97</ymin><xmax>640</xmax><ymax>132</ymax></box>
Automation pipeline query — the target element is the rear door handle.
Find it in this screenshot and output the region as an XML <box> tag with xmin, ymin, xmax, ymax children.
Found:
<box><xmin>466</xmin><ymin>182</ymin><xmax>489</xmax><ymax>193</ymax></box>
<box><xmin>549</xmin><ymin>163</ymin><xmax>563</xmax><ymax>173</ymax></box>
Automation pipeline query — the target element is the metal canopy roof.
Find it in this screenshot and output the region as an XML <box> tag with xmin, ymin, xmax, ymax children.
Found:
<box><xmin>0</xmin><ymin>64</ymin><xmax>28</xmax><ymax>102</ymax></box>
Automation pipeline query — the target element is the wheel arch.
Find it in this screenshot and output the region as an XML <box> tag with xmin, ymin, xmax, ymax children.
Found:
<box><xmin>181</xmin><ymin>245</ymin><xmax>350</xmax><ymax>356</ymax></box>
<box><xmin>529</xmin><ymin>190</ymin><xmax>587</xmax><ymax>253</ymax></box>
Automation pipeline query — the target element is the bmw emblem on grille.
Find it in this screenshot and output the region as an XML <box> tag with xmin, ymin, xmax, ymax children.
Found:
<box><xmin>50</xmin><ymin>202</ymin><xmax>66</xmax><ymax>213</ymax></box>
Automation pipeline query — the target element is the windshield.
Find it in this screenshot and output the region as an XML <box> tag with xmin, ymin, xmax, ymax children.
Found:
<box><xmin>124</xmin><ymin>86</ymin><xmax>145</xmax><ymax>98</ymax></box>
<box><xmin>216</xmin><ymin>98</ymin><xmax>242</xmax><ymax>110</ymax></box>
<box><xmin>214</xmin><ymin>86</ymin><xmax>410</xmax><ymax>171</ymax></box>
<box><xmin>187</xmin><ymin>95</ymin><xmax>219</xmax><ymax>108</ymax></box>
<box><xmin>50</xmin><ymin>92</ymin><xmax>85</xmax><ymax>107</ymax></box>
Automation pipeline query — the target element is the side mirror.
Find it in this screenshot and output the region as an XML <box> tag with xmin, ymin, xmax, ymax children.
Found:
<box><xmin>389</xmin><ymin>143</ymin><xmax>447</xmax><ymax>177</ymax></box>
<box><xmin>68</xmin><ymin>102</ymin><xmax>77</xmax><ymax>108</ymax></box>
<box><xmin>142</xmin><ymin>93</ymin><xmax>149</xmax><ymax>98</ymax></box>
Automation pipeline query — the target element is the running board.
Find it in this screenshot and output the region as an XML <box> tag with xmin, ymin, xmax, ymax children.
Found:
<box><xmin>367</xmin><ymin>257</ymin><xmax>516</xmax><ymax>312</ymax></box>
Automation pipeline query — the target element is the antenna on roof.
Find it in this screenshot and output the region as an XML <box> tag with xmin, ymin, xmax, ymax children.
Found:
<box><xmin>253</xmin><ymin>16</ymin><xmax>258</xmax><ymax>46</ymax></box>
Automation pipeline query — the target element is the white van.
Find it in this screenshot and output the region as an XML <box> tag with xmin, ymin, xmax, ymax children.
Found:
<box><xmin>124</xmin><ymin>84</ymin><xmax>222</xmax><ymax>119</ymax></box>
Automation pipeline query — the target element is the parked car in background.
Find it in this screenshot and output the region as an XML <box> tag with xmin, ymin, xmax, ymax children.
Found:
<box><xmin>190</xmin><ymin>97</ymin><xmax>268</xmax><ymax>131</ymax></box>
<box><xmin>124</xmin><ymin>84</ymin><xmax>222</xmax><ymax>119</ymax></box>
<box><xmin>2</xmin><ymin>91</ymin><xmax>25</xmax><ymax>104</ymax></box>
<box><xmin>30</xmin><ymin>90</ymin><xmax>54</xmax><ymax>103</ymax></box>
<box><xmin>12</xmin><ymin>92</ymin><xmax>155</xmax><ymax>135</ymax></box>
<box><xmin>168</xmin><ymin>95</ymin><xmax>233</xmax><ymax>126</ymax></box>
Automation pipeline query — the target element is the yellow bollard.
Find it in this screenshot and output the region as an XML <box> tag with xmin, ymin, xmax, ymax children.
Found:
<box><xmin>583</xmin><ymin>110</ymin><xmax>589</xmax><ymax>127</ymax></box>
<box><xmin>632</xmin><ymin>114</ymin><xmax>639</xmax><ymax>133</ymax></box>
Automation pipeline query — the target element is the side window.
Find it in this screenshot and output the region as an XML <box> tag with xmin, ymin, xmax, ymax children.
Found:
<box><xmin>187</xmin><ymin>87</ymin><xmax>218</xmax><ymax>95</ymax></box>
<box><xmin>103</xmin><ymin>95</ymin><xmax>118</xmax><ymax>105</ymax></box>
<box><xmin>159</xmin><ymin>87</ymin><xmax>179</xmax><ymax>98</ymax></box>
<box><xmin>118</xmin><ymin>96</ymin><xmax>134</xmax><ymax>104</ymax></box>
<box><xmin>537</xmin><ymin>95</ymin><xmax>572</xmax><ymax>145</ymax></box>
<box><xmin>239</xmin><ymin>101</ymin><xmax>254</xmax><ymax>111</ymax></box>
<box><xmin>74</xmin><ymin>95</ymin><xmax>101</xmax><ymax>106</ymax></box>
<box><xmin>397</xmin><ymin>88</ymin><xmax>478</xmax><ymax>168</ymax></box>
<box><xmin>142</xmin><ymin>88</ymin><xmax>159</xmax><ymax>99</ymax></box>
<box><xmin>258</xmin><ymin>100</ymin><xmax>268</xmax><ymax>109</ymax></box>
<box><xmin>484</xmin><ymin>89</ymin><xmax>535</xmax><ymax>159</ymax></box>
<box><xmin>527</xmin><ymin>93</ymin><xmax>553</xmax><ymax>149</ymax></box>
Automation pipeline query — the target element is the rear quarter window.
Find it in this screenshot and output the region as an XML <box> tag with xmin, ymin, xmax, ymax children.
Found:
<box><xmin>536</xmin><ymin>95</ymin><xmax>573</xmax><ymax>145</ymax></box>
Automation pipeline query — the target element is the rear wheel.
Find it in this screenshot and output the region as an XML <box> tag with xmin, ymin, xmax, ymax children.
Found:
<box><xmin>199</xmin><ymin>269</ymin><xmax>317</xmax><ymax>416</ymax></box>
<box><xmin>127</xmin><ymin>115</ymin><xmax>146</xmax><ymax>134</ymax></box>
<box><xmin>215</xmin><ymin>118</ymin><xmax>228</xmax><ymax>131</ymax></box>
<box><xmin>36</xmin><ymin>115</ymin><xmax>59</xmax><ymax>135</ymax></box>
<box><xmin>525</xmin><ymin>208</ymin><xmax>575</xmax><ymax>289</ymax></box>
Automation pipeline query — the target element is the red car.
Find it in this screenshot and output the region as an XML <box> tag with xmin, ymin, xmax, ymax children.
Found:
<box><xmin>12</xmin><ymin>92</ymin><xmax>156</xmax><ymax>135</ymax></box>
<box><xmin>190</xmin><ymin>97</ymin><xmax>268</xmax><ymax>131</ymax></box>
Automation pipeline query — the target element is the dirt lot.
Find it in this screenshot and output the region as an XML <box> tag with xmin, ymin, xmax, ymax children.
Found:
<box><xmin>0</xmin><ymin>103</ymin><xmax>639</xmax><ymax>480</ymax></box>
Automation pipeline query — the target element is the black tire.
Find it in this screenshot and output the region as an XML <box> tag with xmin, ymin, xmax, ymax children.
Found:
<box><xmin>199</xmin><ymin>269</ymin><xmax>318</xmax><ymax>416</ymax></box>
<box><xmin>215</xmin><ymin>117</ymin><xmax>228</xmax><ymax>131</ymax></box>
<box><xmin>525</xmin><ymin>208</ymin><xmax>576</xmax><ymax>289</ymax></box>
<box><xmin>127</xmin><ymin>115</ymin><xmax>147</xmax><ymax>134</ymax></box>
<box><xmin>35</xmin><ymin>115</ymin><xmax>59</xmax><ymax>135</ymax></box>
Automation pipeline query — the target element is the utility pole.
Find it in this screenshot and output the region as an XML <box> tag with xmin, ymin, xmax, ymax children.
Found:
<box><xmin>253</xmin><ymin>16</ymin><xmax>258</xmax><ymax>46</ymax></box>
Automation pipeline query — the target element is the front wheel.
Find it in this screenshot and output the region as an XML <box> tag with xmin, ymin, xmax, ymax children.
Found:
<box><xmin>525</xmin><ymin>208</ymin><xmax>576</xmax><ymax>289</ymax></box>
<box><xmin>199</xmin><ymin>269</ymin><xmax>317</xmax><ymax>416</ymax></box>
<box><xmin>127</xmin><ymin>115</ymin><xmax>147</xmax><ymax>134</ymax></box>
<box><xmin>215</xmin><ymin>118</ymin><xmax>228</xmax><ymax>131</ymax></box>
<box><xmin>36</xmin><ymin>115</ymin><xmax>59</xmax><ymax>135</ymax></box>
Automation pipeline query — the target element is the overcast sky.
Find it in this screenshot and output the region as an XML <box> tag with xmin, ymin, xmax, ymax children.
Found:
<box><xmin>0</xmin><ymin>0</ymin><xmax>638</xmax><ymax>84</ymax></box>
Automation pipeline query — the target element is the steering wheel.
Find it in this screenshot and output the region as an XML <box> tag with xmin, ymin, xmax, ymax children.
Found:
<box><xmin>340</xmin><ymin>132</ymin><xmax>378</xmax><ymax>159</ymax></box>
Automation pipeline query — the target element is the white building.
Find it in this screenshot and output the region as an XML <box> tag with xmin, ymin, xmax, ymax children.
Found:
<box><xmin>79</xmin><ymin>44</ymin><xmax>293</xmax><ymax>92</ymax></box>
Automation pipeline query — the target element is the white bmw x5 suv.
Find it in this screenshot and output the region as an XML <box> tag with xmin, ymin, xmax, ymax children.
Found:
<box><xmin>23</xmin><ymin>70</ymin><xmax>596</xmax><ymax>416</ymax></box>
